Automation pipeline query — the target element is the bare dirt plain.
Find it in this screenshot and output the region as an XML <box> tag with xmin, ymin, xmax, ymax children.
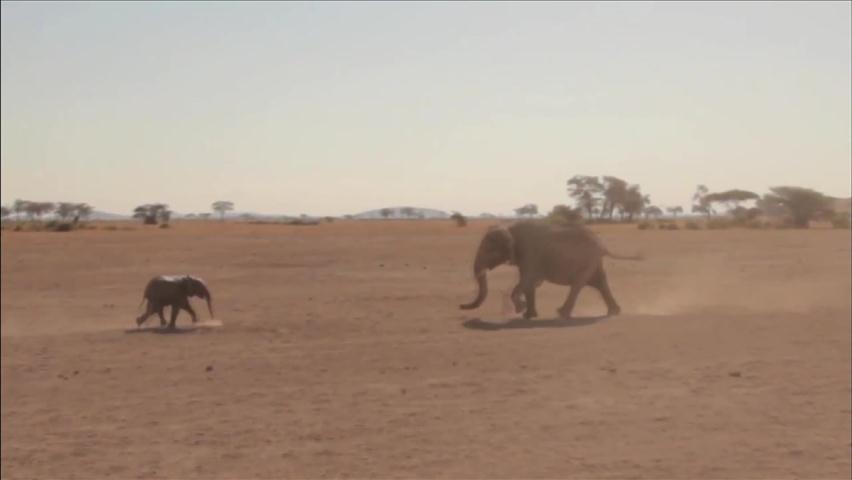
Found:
<box><xmin>1</xmin><ymin>220</ymin><xmax>850</xmax><ymax>479</ymax></box>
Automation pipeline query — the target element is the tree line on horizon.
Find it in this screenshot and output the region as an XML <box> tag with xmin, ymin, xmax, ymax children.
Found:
<box><xmin>503</xmin><ymin>176</ymin><xmax>847</xmax><ymax>229</ymax></box>
<box><xmin>0</xmin><ymin>200</ymin><xmax>93</xmax><ymax>222</ymax></box>
<box><xmin>2</xmin><ymin>180</ymin><xmax>848</xmax><ymax>230</ymax></box>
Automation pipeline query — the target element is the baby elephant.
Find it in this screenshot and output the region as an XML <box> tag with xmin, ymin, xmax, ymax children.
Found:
<box><xmin>136</xmin><ymin>275</ymin><xmax>214</xmax><ymax>329</ymax></box>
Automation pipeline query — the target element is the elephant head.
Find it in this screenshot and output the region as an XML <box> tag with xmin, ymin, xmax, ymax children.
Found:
<box><xmin>182</xmin><ymin>275</ymin><xmax>214</xmax><ymax>317</ymax></box>
<box><xmin>459</xmin><ymin>226</ymin><xmax>516</xmax><ymax>310</ymax></box>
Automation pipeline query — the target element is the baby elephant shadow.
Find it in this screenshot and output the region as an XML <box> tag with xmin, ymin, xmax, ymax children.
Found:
<box><xmin>124</xmin><ymin>325</ymin><xmax>198</xmax><ymax>335</ymax></box>
<box><xmin>462</xmin><ymin>315</ymin><xmax>608</xmax><ymax>331</ymax></box>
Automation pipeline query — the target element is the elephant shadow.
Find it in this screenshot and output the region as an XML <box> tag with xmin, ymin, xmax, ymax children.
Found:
<box><xmin>462</xmin><ymin>315</ymin><xmax>609</xmax><ymax>331</ymax></box>
<box><xmin>124</xmin><ymin>325</ymin><xmax>199</xmax><ymax>335</ymax></box>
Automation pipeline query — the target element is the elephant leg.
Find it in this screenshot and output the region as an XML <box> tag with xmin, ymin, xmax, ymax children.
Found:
<box><xmin>136</xmin><ymin>302</ymin><xmax>154</xmax><ymax>327</ymax></box>
<box><xmin>510</xmin><ymin>283</ymin><xmax>526</xmax><ymax>313</ymax></box>
<box><xmin>157</xmin><ymin>306</ymin><xmax>167</xmax><ymax>326</ymax></box>
<box><xmin>558</xmin><ymin>267</ymin><xmax>597</xmax><ymax>319</ymax></box>
<box><xmin>557</xmin><ymin>284</ymin><xmax>584</xmax><ymax>320</ymax></box>
<box><xmin>589</xmin><ymin>268</ymin><xmax>621</xmax><ymax>316</ymax></box>
<box><xmin>167</xmin><ymin>303</ymin><xmax>180</xmax><ymax>330</ymax></box>
<box><xmin>558</xmin><ymin>264</ymin><xmax>601</xmax><ymax>319</ymax></box>
<box><xmin>521</xmin><ymin>280</ymin><xmax>539</xmax><ymax>319</ymax></box>
<box><xmin>180</xmin><ymin>299</ymin><xmax>198</xmax><ymax>323</ymax></box>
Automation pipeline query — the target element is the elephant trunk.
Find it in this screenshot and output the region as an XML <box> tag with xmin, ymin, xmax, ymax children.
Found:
<box><xmin>198</xmin><ymin>283</ymin><xmax>214</xmax><ymax>318</ymax></box>
<box><xmin>459</xmin><ymin>261</ymin><xmax>488</xmax><ymax>310</ymax></box>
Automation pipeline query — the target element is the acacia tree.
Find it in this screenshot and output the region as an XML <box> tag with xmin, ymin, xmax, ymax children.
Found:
<box><xmin>514</xmin><ymin>204</ymin><xmax>538</xmax><ymax>218</ymax></box>
<box><xmin>666</xmin><ymin>206</ymin><xmax>684</xmax><ymax>218</ymax></box>
<box><xmin>643</xmin><ymin>205</ymin><xmax>663</xmax><ymax>219</ymax></box>
<box><xmin>450</xmin><ymin>212</ymin><xmax>467</xmax><ymax>227</ymax></box>
<box><xmin>55</xmin><ymin>202</ymin><xmax>77</xmax><ymax>220</ymax></box>
<box><xmin>762</xmin><ymin>186</ymin><xmax>832</xmax><ymax>228</ymax></box>
<box><xmin>75</xmin><ymin>203</ymin><xmax>93</xmax><ymax>221</ymax></box>
<box><xmin>704</xmin><ymin>189</ymin><xmax>759</xmax><ymax>213</ymax></box>
<box><xmin>601</xmin><ymin>176</ymin><xmax>628</xmax><ymax>219</ymax></box>
<box><xmin>567</xmin><ymin>175</ymin><xmax>603</xmax><ymax>218</ymax></box>
<box><xmin>400</xmin><ymin>207</ymin><xmax>416</xmax><ymax>219</ymax></box>
<box><xmin>159</xmin><ymin>206</ymin><xmax>172</xmax><ymax>225</ymax></box>
<box><xmin>621</xmin><ymin>186</ymin><xmax>647</xmax><ymax>222</ymax></box>
<box><xmin>548</xmin><ymin>205</ymin><xmax>583</xmax><ymax>225</ymax></box>
<box><xmin>25</xmin><ymin>202</ymin><xmax>54</xmax><ymax>221</ymax></box>
<box><xmin>379</xmin><ymin>208</ymin><xmax>393</xmax><ymax>219</ymax></box>
<box><xmin>212</xmin><ymin>201</ymin><xmax>235</xmax><ymax>221</ymax></box>
<box><xmin>13</xmin><ymin>199</ymin><xmax>29</xmax><ymax>222</ymax></box>
<box><xmin>692</xmin><ymin>184</ymin><xmax>712</xmax><ymax>218</ymax></box>
<box><xmin>756</xmin><ymin>195</ymin><xmax>788</xmax><ymax>217</ymax></box>
<box><xmin>1</xmin><ymin>206</ymin><xmax>10</xmax><ymax>220</ymax></box>
<box><xmin>133</xmin><ymin>204</ymin><xmax>170</xmax><ymax>225</ymax></box>
<box><xmin>133</xmin><ymin>205</ymin><xmax>153</xmax><ymax>224</ymax></box>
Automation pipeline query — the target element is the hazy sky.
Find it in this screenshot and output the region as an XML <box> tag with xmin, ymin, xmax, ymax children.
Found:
<box><xmin>2</xmin><ymin>1</ymin><xmax>850</xmax><ymax>216</ymax></box>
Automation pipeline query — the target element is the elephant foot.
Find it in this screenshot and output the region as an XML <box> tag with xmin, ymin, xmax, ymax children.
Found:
<box><xmin>557</xmin><ymin>306</ymin><xmax>573</xmax><ymax>320</ymax></box>
<box><xmin>523</xmin><ymin>309</ymin><xmax>538</xmax><ymax>320</ymax></box>
<box><xmin>513</xmin><ymin>299</ymin><xmax>526</xmax><ymax>314</ymax></box>
<box><xmin>607</xmin><ymin>305</ymin><xmax>622</xmax><ymax>316</ymax></box>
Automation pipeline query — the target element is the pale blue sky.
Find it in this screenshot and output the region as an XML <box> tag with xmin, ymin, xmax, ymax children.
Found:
<box><xmin>2</xmin><ymin>1</ymin><xmax>850</xmax><ymax>216</ymax></box>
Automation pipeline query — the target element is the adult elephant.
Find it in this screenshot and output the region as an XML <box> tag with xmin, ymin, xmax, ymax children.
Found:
<box><xmin>459</xmin><ymin>221</ymin><xmax>641</xmax><ymax>319</ymax></box>
<box><xmin>136</xmin><ymin>275</ymin><xmax>214</xmax><ymax>329</ymax></box>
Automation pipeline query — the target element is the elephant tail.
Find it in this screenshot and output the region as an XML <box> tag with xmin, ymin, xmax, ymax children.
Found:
<box><xmin>604</xmin><ymin>249</ymin><xmax>644</xmax><ymax>261</ymax></box>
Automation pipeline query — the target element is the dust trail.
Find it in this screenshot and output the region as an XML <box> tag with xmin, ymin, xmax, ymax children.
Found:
<box><xmin>631</xmin><ymin>252</ymin><xmax>851</xmax><ymax>316</ymax></box>
<box><xmin>195</xmin><ymin>319</ymin><xmax>224</xmax><ymax>328</ymax></box>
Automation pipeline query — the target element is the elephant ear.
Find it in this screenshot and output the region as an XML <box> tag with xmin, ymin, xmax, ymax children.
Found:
<box><xmin>179</xmin><ymin>275</ymin><xmax>193</xmax><ymax>295</ymax></box>
<box><xmin>500</xmin><ymin>228</ymin><xmax>517</xmax><ymax>265</ymax></box>
<box><xmin>488</xmin><ymin>226</ymin><xmax>517</xmax><ymax>265</ymax></box>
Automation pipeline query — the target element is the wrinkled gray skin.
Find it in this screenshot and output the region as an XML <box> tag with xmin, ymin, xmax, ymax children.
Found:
<box><xmin>459</xmin><ymin>221</ymin><xmax>642</xmax><ymax>319</ymax></box>
<box><xmin>136</xmin><ymin>275</ymin><xmax>214</xmax><ymax>329</ymax></box>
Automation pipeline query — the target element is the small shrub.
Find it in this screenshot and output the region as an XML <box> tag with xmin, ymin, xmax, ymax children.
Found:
<box><xmin>44</xmin><ymin>220</ymin><xmax>75</xmax><ymax>232</ymax></box>
<box><xmin>662</xmin><ymin>222</ymin><xmax>679</xmax><ymax>230</ymax></box>
<box><xmin>831</xmin><ymin>213</ymin><xmax>851</xmax><ymax>229</ymax></box>
<box><xmin>450</xmin><ymin>212</ymin><xmax>467</xmax><ymax>227</ymax></box>
<box><xmin>286</xmin><ymin>219</ymin><xmax>320</xmax><ymax>226</ymax></box>
<box><xmin>547</xmin><ymin>205</ymin><xmax>583</xmax><ymax>226</ymax></box>
<box><xmin>637</xmin><ymin>221</ymin><xmax>655</xmax><ymax>230</ymax></box>
<box><xmin>684</xmin><ymin>220</ymin><xmax>701</xmax><ymax>230</ymax></box>
<box><xmin>324</xmin><ymin>216</ymin><xmax>336</xmax><ymax>223</ymax></box>
<box><xmin>586</xmin><ymin>218</ymin><xmax>618</xmax><ymax>225</ymax></box>
<box><xmin>13</xmin><ymin>224</ymin><xmax>23</xmax><ymax>231</ymax></box>
<box><xmin>159</xmin><ymin>223</ymin><xmax>170</xmax><ymax>229</ymax></box>
<box><xmin>102</xmin><ymin>225</ymin><xmax>118</xmax><ymax>231</ymax></box>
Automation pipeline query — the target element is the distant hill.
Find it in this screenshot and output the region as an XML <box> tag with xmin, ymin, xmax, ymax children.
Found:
<box><xmin>181</xmin><ymin>211</ymin><xmax>280</xmax><ymax>221</ymax></box>
<box><xmin>85</xmin><ymin>210</ymin><xmax>130</xmax><ymax>221</ymax></box>
<box><xmin>351</xmin><ymin>206</ymin><xmax>451</xmax><ymax>220</ymax></box>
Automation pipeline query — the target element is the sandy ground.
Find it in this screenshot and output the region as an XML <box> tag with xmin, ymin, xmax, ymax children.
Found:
<box><xmin>1</xmin><ymin>220</ymin><xmax>850</xmax><ymax>479</ymax></box>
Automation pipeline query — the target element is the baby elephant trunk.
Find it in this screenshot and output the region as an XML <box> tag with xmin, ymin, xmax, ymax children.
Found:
<box><xmin>198</xmin><ymin>284</ymin><xmax>214</xmax><ymax>318</ymax></box>
<box><xmin>459</xmin><ymin>267</ymin><xmax>488</xmax><ymax>310</ymax></box>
